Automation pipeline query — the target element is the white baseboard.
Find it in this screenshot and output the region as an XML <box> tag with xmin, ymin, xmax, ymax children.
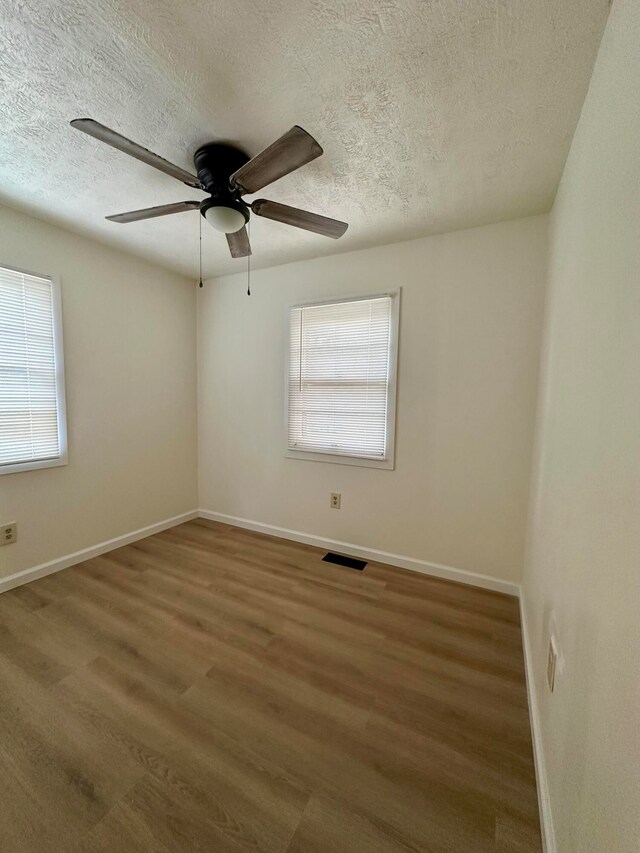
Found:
<box><xmin>197</xmin><ymin>509</ymin><xmax>520</xmax><ymax>596</ymax></box>
<box><xmin>520</xmin><ymin>593</ymin><xmax>556</xmax><ymax>853</ymax></box>
<box><xmin>0</xmin><ymin>507</ymin><xmax>519</xmax><ymax>597</ymax></box>
<box><xmin>0</xmin><ymin>511</ymin><xmax>199</xmax><ymax>594</ymax></box>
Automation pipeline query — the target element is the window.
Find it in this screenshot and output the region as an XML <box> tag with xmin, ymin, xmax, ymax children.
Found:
<box><xmin>287</xmin><ymin>292</ymin><xmax>399</xmax><ymax>468</ymax></box>
<box><xmin>0</xmin><ymin>265</ymin><xmax>68</xmax><ymax>474</ymax></box>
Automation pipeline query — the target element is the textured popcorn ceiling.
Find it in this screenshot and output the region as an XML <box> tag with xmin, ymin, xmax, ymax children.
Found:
<box><xmin>0</xmin><ymin>0</ymin><xmax>609</xmax><ymax>278</ymax></box>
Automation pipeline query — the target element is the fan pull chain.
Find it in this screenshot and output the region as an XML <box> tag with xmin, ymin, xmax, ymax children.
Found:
<box><xmin>247</xmin><ymin>220</ymin><xmax>251</xmax><ymax>296</ymax></box>
<box><xmin>198</xmin><ymin>214</ymin><xmax>203</xmax><ymax>288</ymax></box>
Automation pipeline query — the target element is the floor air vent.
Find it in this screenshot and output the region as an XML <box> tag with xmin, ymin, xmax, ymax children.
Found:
<box><xmin>322</xmin><ymin>552</ymin><xmax>367</xmax><ymax>571</ymax></box>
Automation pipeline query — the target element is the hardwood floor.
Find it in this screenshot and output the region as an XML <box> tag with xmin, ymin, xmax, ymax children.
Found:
<box><xmin>0</xmin><ymin>519</ymin><xmax>542</xmax><ymax>852</ymax></box>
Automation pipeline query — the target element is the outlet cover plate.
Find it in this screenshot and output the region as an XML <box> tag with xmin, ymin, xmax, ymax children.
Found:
<box><xmin>547</xmin><ymin>636</ymin><xmax>558</xmax><ymax>692</ymax></box>
<box><xmin>1</xmin><ymin>523</ymin><xmax>17</xmax><ymax>545</ymax></box>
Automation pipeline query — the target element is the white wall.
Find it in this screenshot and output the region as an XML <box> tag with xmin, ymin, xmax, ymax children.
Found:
<box><xmin>0</xmin><ymin>205</ymin><xmax>198</xmax><ymax>578</ymax></box>
<box><xmin>523</xmin><ymin>1</ymin><xmax>640</xmax><ymax>850</ymax></box>
<box><xmin>198</xmin><ymin>215</ymin><xmax>547</xmax><ymax>584</ymax></box>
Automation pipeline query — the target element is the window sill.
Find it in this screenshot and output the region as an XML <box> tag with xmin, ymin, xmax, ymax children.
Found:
<box><xmin>0</xmin><ymin>455</ymin><xmax>68</xmax><ymax>475</ymax></box>
<box><xmin>285</xmin><ymin>448</ymin><xmax>395</xmax><ymax>470</ymax></box>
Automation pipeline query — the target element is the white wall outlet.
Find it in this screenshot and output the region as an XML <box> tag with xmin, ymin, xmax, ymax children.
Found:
<box><xmin>0</xmin><ymin>522</ymin><xmax>17</xmax><ymax>546</ymax></box>
<box><xmin>330</xmin><ymin>492</ymin><xmax>341</xmax><ymax>509</ymax></box>
<box><xmin>547</xmin><ymin>635</ymin><xmax>558</xmax><ymax>692</ymax></box>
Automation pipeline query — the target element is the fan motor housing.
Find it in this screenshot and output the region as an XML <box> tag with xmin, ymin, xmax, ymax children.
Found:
<box><xmin>193</xmin><ymin>143</ymin><xmax>249</xmax><ymax>195</ymax></box>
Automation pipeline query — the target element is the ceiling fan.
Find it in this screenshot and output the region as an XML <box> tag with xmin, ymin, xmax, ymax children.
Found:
<box><xmin>69</xmin><ymin>119</ymin><xmax>348</xmax><ymax>258</ymax></box>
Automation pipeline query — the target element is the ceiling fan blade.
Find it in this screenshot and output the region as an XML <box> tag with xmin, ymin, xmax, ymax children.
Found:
<box><xmin>230</xmin><ymin>126</ymin><xmax>323</xmax><ymax>195</ymax></box>
<box><xmin>70</xmin><ymin>118</ymin><xmax>203</xmax><ymax>189</ymax></box>
<box><xmin>251</xmin><ymin>199</ymin><xmax>348</xmax><ymax>239</ymax></box>
<box><xmin>226</xmin><ymin>226</ymin><xmax>251</xmax><ymax>258</ymax></box>
<box><xmin>105</xmin><ymin>200</ymin><xmax>201</xmax><ymax>223</ymax></box>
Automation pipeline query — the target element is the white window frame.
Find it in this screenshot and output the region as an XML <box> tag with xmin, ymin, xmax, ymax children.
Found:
<box><xmin>0</xmin><ymin>265</ymin><xmax>68</xmax><ymax>475</ymax></box>
<box><xmin>285</xmin><ymin>289</ymin><xmax>400</xmax><ymax>470</ymax></box>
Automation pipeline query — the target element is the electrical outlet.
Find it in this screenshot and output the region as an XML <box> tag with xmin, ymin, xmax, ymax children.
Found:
<box><xmin>547</xmin><ymin>636</ymin><xmax>558</xmax><ymax>692</ymax></box>
<box><xmin>330</xmin><ymin>492</ymin><xmax>341</xmax><ymax>509</ymax></box>
<box><xmin>0</xmin><ymin>522</ymin><xmax>17</xmax><ymax>546</ymax></box>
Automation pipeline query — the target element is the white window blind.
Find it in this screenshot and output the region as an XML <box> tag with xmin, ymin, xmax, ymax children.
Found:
<box><xmin>288</xmin><ymin>295</ymin><xmax>395</xmax><ymax>460</ymax></box>
<box><xmin>0</xmin><ymin>266</ymin><xmax>66</xmax><ymax>472</ymax></box>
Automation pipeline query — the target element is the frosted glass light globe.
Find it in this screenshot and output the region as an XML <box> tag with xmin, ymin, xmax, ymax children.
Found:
<box><xmin>204</xmin><ymin>205</ymin><xmax>246</xmax><ymax>234</ymax></box>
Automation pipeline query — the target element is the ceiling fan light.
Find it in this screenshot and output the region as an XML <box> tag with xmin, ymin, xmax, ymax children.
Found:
<box><xmin>203</xmin><ymin>202</ymin><xmax>247</xmax><ymax>233</ymax></box>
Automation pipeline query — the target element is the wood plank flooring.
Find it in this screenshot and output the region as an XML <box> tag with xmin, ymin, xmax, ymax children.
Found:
<box><xmin>0</xmin><ymin>519</ymin><xmax>542</xmax><ymax>852</ymax></box>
